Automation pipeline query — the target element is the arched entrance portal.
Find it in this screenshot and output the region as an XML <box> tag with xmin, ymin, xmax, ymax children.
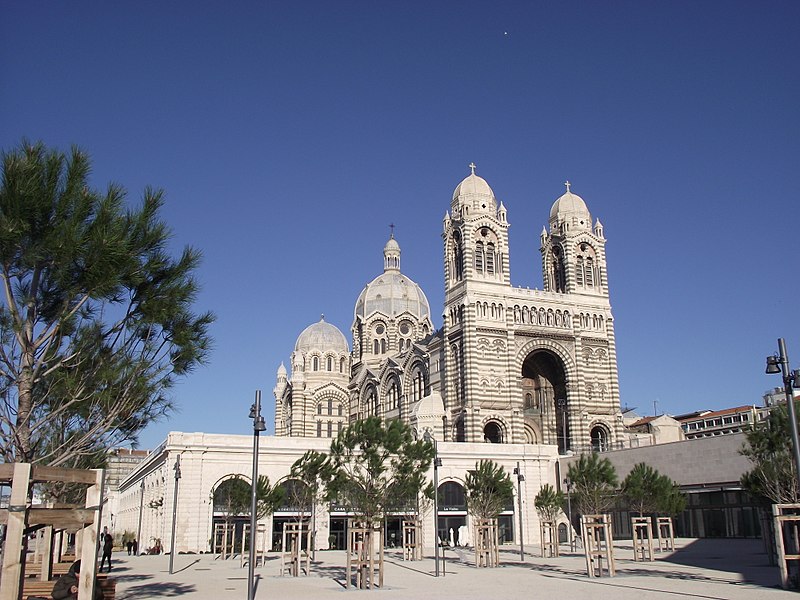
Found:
<box><xmin>211</xmin><ymin>477</ymin><xmax>251</xmax><ymax>553</ymax></box>
<box><xmin>438</xmin><ymin>481</ymin><xmax>467</xmax><ymax>546</ymax></box>
<box><xmin>522</xmin><ymin>350</ymin><xmax>569</xmax><ymax>453</ymax></box>
<box><xmin>483</xmin><ymin>421</ymin><xmax>503</xmax><ymax>443</ymax></box>
<box><xmin>590</xmin><ymin>424</ymin><xmax>610</xmax><ymax>452</ymax></box>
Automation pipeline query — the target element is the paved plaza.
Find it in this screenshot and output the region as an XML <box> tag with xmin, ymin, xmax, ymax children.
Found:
<box><xmin>108</xmin><ymin>538</ymin><xmax>795</xmax><ymax>600</ymax></box>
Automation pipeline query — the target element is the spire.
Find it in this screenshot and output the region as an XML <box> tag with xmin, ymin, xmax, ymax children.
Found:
<box><xmin>383</xmin><ymin>232</ymin><xmax>401</xmax><ymax>272</ymax></box>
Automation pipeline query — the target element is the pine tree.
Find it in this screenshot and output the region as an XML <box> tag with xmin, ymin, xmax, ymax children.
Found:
<box><xmin>622</xmin><ymin>463</ymin><xmax>683</xmax><ymax>516</ymax></box>
<box><xmin>464</xmin><ymin>459</ymin><xmax>514</xmax><ymax>520</ymax></box>
<box><xmin>534</xmin><ymin>483</ymin><xmax>565</xmax><ymax>522</ymax></box>
<box><xmin>566</xmin><ymin>453</ymin><xmax>618</xmax><ymax>516</ymax></box>
<box><xmin>0</xmin><ymin>141</ymin><xmax>214</xmax><ymax>466</ymax></box>
<box><xmin>324</xmin><ymin>417</ymin><xmax>434</xmax><ymax>523</ymax></box>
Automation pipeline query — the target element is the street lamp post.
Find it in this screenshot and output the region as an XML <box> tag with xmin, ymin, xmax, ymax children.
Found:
<box><xmin>169</xmin><ymin>455</ymin><xmax>181</xmax><ymax>574</ymax></box>
<box><xmin>136</xmin><ymin>480</ymin><xmax>144</xmax><ymax>556</ymax></box>
<box><xmin>563</xmin><ymin>478</ymin><xmax>574</xmax><ymax>551</ymax></box>
<box><xmin>513</xmin><ymin>462</ymin><xmax>525</xmax><ymax>561</ymax></box>
<box><xmin>248</xmin><ymin>391</ymin><xmax>266</xmax><ymax>600</ymax></box>
<box><xmin>766</xmin><ymin>338</ymin><xmax>800</xmax><ymax>491</ymax></box>
<box><xmin>424</xmin><ymin>430</ymin><xmax>442</xmax><ymax>577</ymax></box>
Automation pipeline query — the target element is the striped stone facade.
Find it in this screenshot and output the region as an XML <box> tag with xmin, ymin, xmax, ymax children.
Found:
<box><xmin>274</xmin><ymin>169</ymin><xmax>623</xmax><ymax>453</ymax></box>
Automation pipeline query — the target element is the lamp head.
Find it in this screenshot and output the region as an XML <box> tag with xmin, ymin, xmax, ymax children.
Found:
<box><xmin>255</xmin><ymin>416</ymin><xmax>266</xmax><ymax>432</ymax></box>
<box><xmin>766</xmin><ymin>355</ymin><xmax>781</xmax><ymax>375</ymax></box>
<box><xmin>249</xmin><ymin>403</ymin><xmax>258</xmax><ymax>419</ymax></box>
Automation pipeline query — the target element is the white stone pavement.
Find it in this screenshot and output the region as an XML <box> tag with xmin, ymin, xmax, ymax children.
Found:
<box><xmin>107</xmin><ymin>538</ymin><xmax>794</xmax><ymax>600</ymax></box>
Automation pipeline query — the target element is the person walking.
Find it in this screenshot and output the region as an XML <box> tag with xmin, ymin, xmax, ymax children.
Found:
<box><xmin>99</xmin><ymin>531</ymin><xmax>113</xmax><ymax>572</ymax></box>
<box><xmin>126</xmin><ymin>540</ymin><xmax>133</xmax><ymax>555</ymax></box>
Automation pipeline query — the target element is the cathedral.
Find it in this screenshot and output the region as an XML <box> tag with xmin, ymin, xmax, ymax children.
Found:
<box><xmin>274</xmin><ymin>167</ymin><xmax>623</xmax><ymax>453</ymax></box>
<box><xmin>116</xmin><ymin>167</ymin><xmax>626</xmax><ymax>554</ymax></box>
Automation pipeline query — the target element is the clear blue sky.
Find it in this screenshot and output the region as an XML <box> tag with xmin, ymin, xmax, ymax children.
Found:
<box><xmin>2</xmin><ymin>1</ymin><xmax>798</xmax><ymax>449</ymax></box>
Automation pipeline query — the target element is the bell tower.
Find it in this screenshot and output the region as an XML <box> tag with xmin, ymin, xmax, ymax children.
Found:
<box><xmin>442</xmin><ymin>165</ymin><xmax>512</xmax><ymax>442</ymax></box>
<box><xmin>541</xmin><ymin>182</ymin><xmax>609</xmax><ymax>297</ymax></box>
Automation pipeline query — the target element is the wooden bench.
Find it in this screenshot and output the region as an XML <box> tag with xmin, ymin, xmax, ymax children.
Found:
<box><xmin>24</xmin><ymin>562</ymin><xmax>77</xmax><ymax>578</ymax></box>
<box><xmin>22</xmin><ymin>576</ymin><xmax>116</xmax><ymax>600</ymax></box>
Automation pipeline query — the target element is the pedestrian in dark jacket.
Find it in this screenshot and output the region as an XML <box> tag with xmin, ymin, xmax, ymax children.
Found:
<box><xmin>52</xmin><ymin>560</ymin><xmax>103</xmax><ymax>600</ymax></box>
<box><xmin>100</xmin><ymin>532</ymin><xmax>113</xmax><ymax>572</ymax></box>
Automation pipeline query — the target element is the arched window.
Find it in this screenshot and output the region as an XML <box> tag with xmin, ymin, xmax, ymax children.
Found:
<box><xmin>591</xmin><ymin>425</ymin><xmax>609</xmax><ymax>452</ymax></box>
<box><xmin>340</xmin><ymin>357</ymin><xmax>345</xmax><ymax>373</ymax></box>
<box><xmin>452</xmin><ymin>231</ymin><xmax>463</xmax><ymax>281</ymax></box>
<box><xmin>380</xmin><ymin>339</ymin><xmax>387</xmax><ymax>354</ymax></box>
<box><xmin>475</xmin><ymin>241</ymin><xmax>484</xmax><ymax>273</ymax></box>
<box><xmin>525</xmin><ymin>393</ymin><xmax>533</xmax><ymax>409</ymax></box>
<box><xmin>585</xmin><ymin>258</ymin><xmax>595</xmax><ymax>287</ymax></box>
<box><xmin>410</xmin><ymin>364</ymin><xmax>425</xmax><ymax>402</ymax></box>
<box><xmin>387</xmin><ymin>380</ymin><xmax>399</xmax><ymax>411</ymax></box>
<box><xmin>576</xmin><ymin>256</ymin><xmax>584</xmax><ymax>286</ymax></box>
<box><xmin>552</xmin><ymin>246</ymin><xmax>566</xmax><ymax>292</ymax></box>
<box><xmin>373</xmin><ymin>339</ymin><xmax>379</xmax><ymax>354</ymax></box>
<box><xmin>483</xmin><ymin>421</ymin><xmax>503</xmax><ymax>443</ymax></box>
<box><xmin>317</xmin><ymin>403</ymin><xmax>322</xmax><ymax>415</ymax></box>
<box><xmin>327</xmin><ymin>398</ymin><xmax>333</xmax><ymax>415</ymax></box>
<box><xmin>312</xmin><ymin>356</ymin><xmax>319</xmax><ymax>371</ymax></box>
<box><xmin>486</xmin><ymin>242</ymin><xmax>495</xmax><ymax>275</ymax></box>
<box><xmin>317</xmin><ymin>421</ymin><xmax>322</xmax><ymax>437</ymax></box>
<box><xmin>327</xmin><ymin>356</ymin><xmax>333</xmax><ymax>371</ymax></box>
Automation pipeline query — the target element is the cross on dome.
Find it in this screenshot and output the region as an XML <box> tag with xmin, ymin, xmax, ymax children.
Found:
<box><xmin>469</xmin><ymin>162</ymin><xmax>476</xmax><ymax>175</ymax></box>
<box><xmin>564</xmin><ymin>180</ymin><xmax>571</xmax><ymax>193</ymax></box>
<box><xmin>389</xmin><ymin>223</ymin><xmax>395</xmax><ymax>238</ymax></box>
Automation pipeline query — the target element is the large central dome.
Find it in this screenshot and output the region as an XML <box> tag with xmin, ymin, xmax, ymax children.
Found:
<box><xmin>354</xmin><ymin>235</ymin><xmax>430</xmax><ymax>321</ymax></box>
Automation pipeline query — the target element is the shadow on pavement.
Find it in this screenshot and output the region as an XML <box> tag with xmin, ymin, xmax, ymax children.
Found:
<box><xmin>658</xmin><ymin>539</ymin><xmax>779</xmax><ymax>588</ymax></box>
<box><xmin>118</xmin><ymin>582</ymin><xmax>197</xmax><ymax>598</ymax></box>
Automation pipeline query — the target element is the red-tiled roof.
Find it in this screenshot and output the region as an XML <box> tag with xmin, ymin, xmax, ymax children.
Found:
<box><xmin>675</xmin><ymin>405</ymin><xmax>755</xmax><ymax>423</ymax></box>
<box><xmin>628</xmin><ymin>416</ymin><xmax>656</xmax><ymax>427</ymax></box>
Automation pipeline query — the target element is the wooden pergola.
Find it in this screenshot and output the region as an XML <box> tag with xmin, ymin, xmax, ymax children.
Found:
<box><xmin>0</xmin><ymin>462</ymin><xmax>105</xmax><ymax>600</ymax></box>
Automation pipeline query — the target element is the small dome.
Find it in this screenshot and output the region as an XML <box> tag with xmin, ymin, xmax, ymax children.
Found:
<box><xmin>451</xmin><ymin>165</ymin><xmax>497</xmax><ymax>216</ymax></box>
<box><xmin>295</xmin><ymin>316</ymin><xmax>349</xmax><ymax>354</ymax></box>
<box><xmin>384</xmin><ymin>236</ymin><xmax>400</xmax><ymax>252</ymax></box>
<box><xmin>452</xmin><ymin>173</ymin><xmax>495</xmax><ymax>201</ymax></box>
<box><xmin>550</xmin><ymin>183</ymin><xmax>591</xmax><ymax>228</ymax></box>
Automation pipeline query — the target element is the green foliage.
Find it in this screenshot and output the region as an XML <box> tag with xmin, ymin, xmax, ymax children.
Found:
<box><xmin>213</xmin><ymin>477</ymin><xmax>250</xmax><ymax>520</ymax></box>
<box><xmin>566</xmin><ymin>453</ymin><xmax>618</xmax><ymax>516</ymax></box>
<box><xmin>622</xmin><ymin>463</ymin><xmax>684</xmax><ymax>516</ymax></box>
<box><xmin>256</xmin><ymin>475</ymin><xmax>285</xmax><ymax>519</ymax></box>
<box><xmin>287</xmin><ymin>450</ymin><xmax>330</xmax><ymax>519</ymax></box>
<box><xmin>464</xmin><ymin>459</ymin><xmax>514</xmax><ymax>520</ymax></box>
<box><xmin>534</xmin><ymin>483</ymin><xmax>565</xmax><ymax>522</ymax></box>
<box><xmin>212</xmin><ymin>475</ymin><xmax>285</xmax><ymax>521</ymax></box>
<box><xmin>659</xmin><ymin>483</ymin><xmax>687</xmax><ymax>516</ymax></box>
<box><xmin>324</xmin><ymin>417</ymin><xmax>434</xmax><ymax>522</ymax></box>
<box><xmin>740</xmin><ymin>402</ymin><xmax>800</xmax><ymax>503</ymax></box>
<box><xmin>0</xmin><ymin>140</ymin><xmax>214</xmax><ymax>466</ymax></box>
